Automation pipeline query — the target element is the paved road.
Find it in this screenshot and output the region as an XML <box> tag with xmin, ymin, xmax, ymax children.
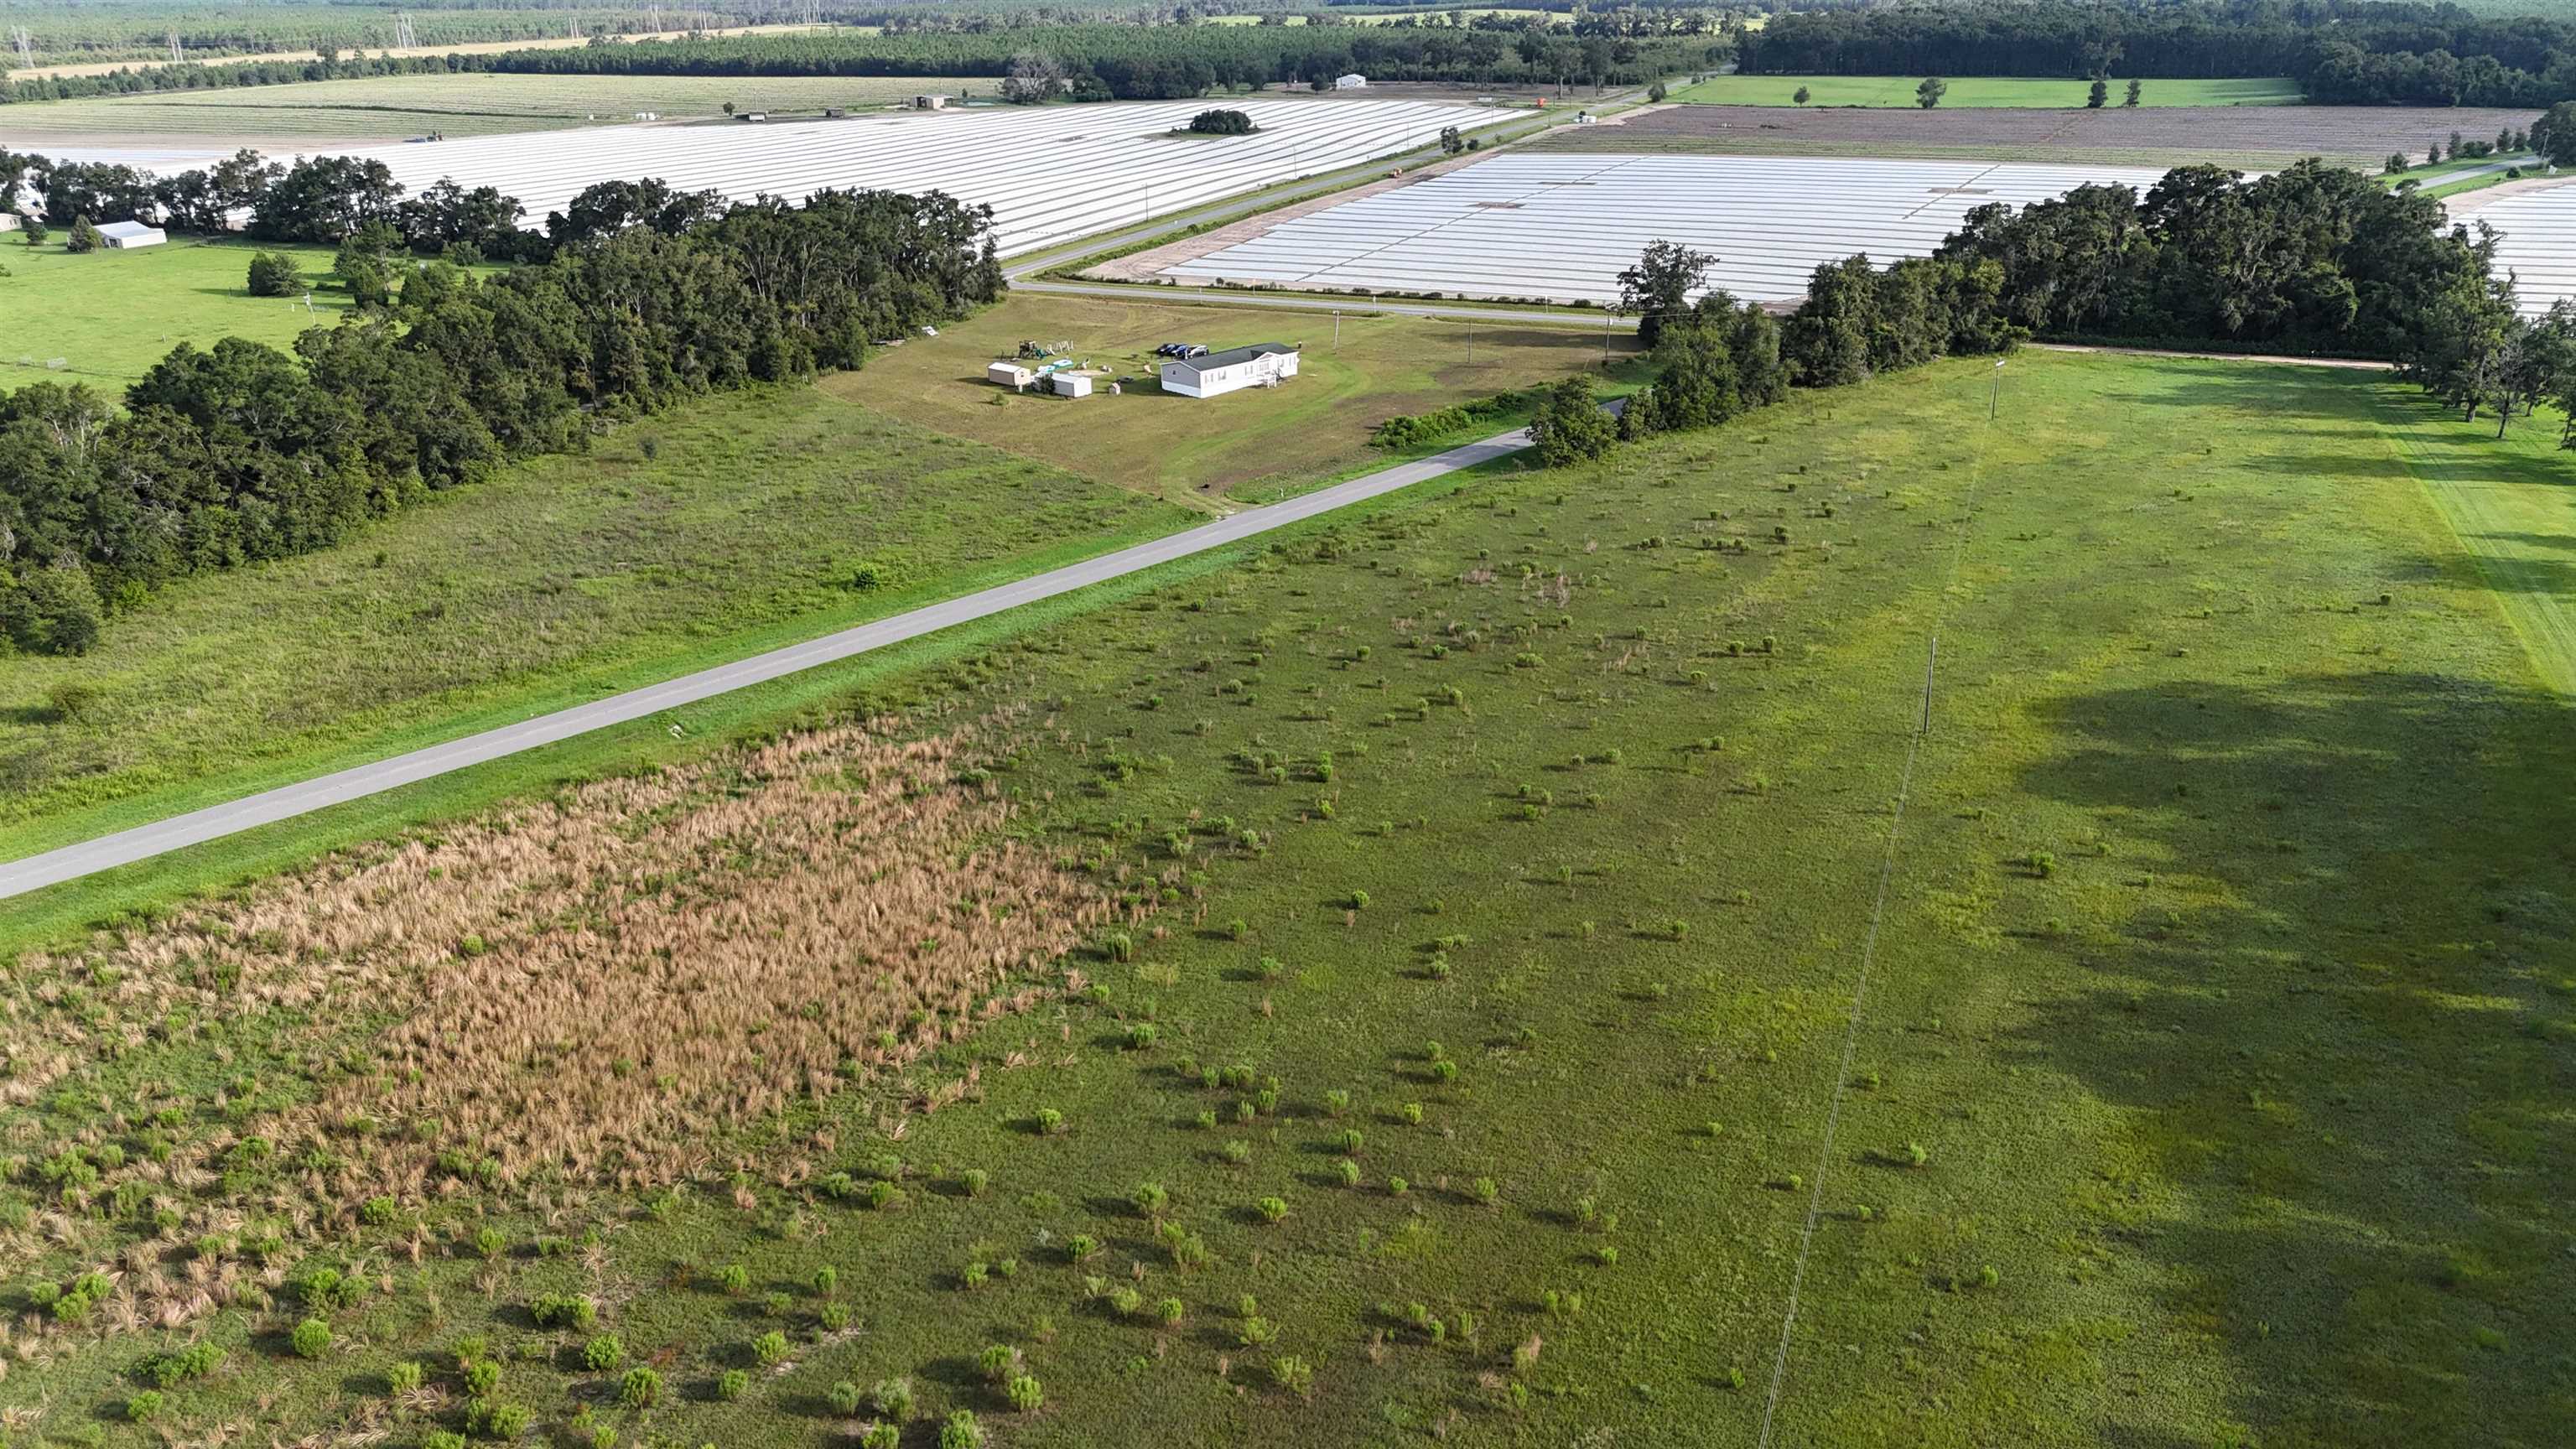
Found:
<box><xmin>0</xmin><ymin>426</ymin><xmax>1538</xmax><ymax>901</ymax></box>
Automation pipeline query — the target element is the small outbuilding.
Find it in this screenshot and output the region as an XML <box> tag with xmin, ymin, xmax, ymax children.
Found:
<box><xmin>987</xmin><ymin>361</ymin><xmax>1036</xmax><ymax>390</ymax></box>
<box><xmin>1161</xmin><ymin>343</ymin><xmax>1299</xmax><ymax>399</ymax></box>
<box><xmin>97</xmin><ymin>221</ymin><xmax>167</xmax><ymax>249</ymax></box>
<box><xmin>1051</xmin><ymin>372</ymin><xmax>1093</xmax><ymax>398</ymax></box>
<box><xmin>1334</xmin><ymin>73</ymin><xmax>1368</xmax><ymax>90</ymax></box>
<box><xmin>913</xmin><ymin>94</ymin><xmax>950</xmax><ymax>110</ymax></box>
<box><xmin>0</xmin><ymin>212</ymin><xmax>18</xmax><ymax>233</ymax></box>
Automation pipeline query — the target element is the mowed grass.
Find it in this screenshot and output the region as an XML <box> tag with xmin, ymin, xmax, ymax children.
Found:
<box><xmin>826</xmin><ymin>292</ymin><xmax>1633</xmax><ymax>503</ymax></box>
<box><xmin>1675</xmin><ymin>74</ymin><xmax>2303</xmax><ymax>107</ymax></box>
<box><xmin>3</xmin><ymin>351</ymin><xmax>2568</xmax><ymax>1449</ymax></box>
<box><xmin>0</xmin><ymin>384</ymin><xmax>1189</xmax><ymax>854</ymax></box>
<box><xmin>0</xmin><ymin>236</ymin><xmax>352</xmax><ymax>387</ymax></box>
<box><xmin>0</xmin><ymin>72</ymin><xmax>993</xmax><ymax>143</ymax></box>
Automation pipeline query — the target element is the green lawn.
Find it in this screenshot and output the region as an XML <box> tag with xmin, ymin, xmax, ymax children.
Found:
<box><xmin>0</xmin><ymin>236</ymin><xmax>351</xmax><ymax>388</ymax></box>
<box><xmin>1675</xmin><ymin>74</ymin><xmax>2304</xmax><ymax>107</ymax></box>
<box><xmin>3</xmin><ymin>350</ymin><xmax>2568</xmax><ymax>1449</ymax></box>
<box><xmin>827</xmin><ymin>292</ymin><xmax>1634</xmax><ymax>505</ymax></box>
<box><xmin>0</xmin><ymin>72</ymin><xmax>995</xmax><ymax>144</ymax></box>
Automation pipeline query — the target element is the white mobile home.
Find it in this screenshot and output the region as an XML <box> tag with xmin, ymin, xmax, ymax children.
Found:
<box><xmin>97</xmin><ymin>221</ymin><xmax>167</xmax><ymax>248</ymax></box>
<box><xmin>1160</xmin><ymin>343</ymin><xmax>1298</xmax><ymax>399</ymax></box>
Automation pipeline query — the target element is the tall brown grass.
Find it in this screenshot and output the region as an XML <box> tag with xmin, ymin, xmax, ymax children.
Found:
<box><xmin>4</xmin><ymin>714</ymin><xmax>1112</xmax><ymax>1291</ymax></box>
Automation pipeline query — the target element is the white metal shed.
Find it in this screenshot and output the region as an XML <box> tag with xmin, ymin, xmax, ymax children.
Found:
<box><xmin>97</xmin><ymin>220</ymin><xmax>167</xmax><ymax>248</ymax></box>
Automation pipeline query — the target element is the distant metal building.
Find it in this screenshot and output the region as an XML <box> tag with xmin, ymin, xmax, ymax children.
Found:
<box><xmin>1160</xmin><ymin>343</ymin><xmax>1298</xmax><ymax>398</ymax></box>
<box><xmin>1051</xmin><ymin>372</ymin><xmax>1093</xmax><ymax>397</ymax></box>
<box><xmin>913</xmin><ymin>94</ymin><xmax>950</xmax><ymax>110</ymax></box>
<box><xmin>96</xmin><ymin>220</ymin><xmax>167</xmax><ymax>248</ymax></box>
<box><xmin>1334</xmin><ymin>74</ymin><xmax>1368</xmax><ymax>90</ymax></box>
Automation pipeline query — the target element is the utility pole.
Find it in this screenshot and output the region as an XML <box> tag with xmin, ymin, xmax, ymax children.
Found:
<box><xmin>10</xmin><ymin>27</ymin><xmax>35</xmax><ymax>70</ymax></box>
<box><xmin>1332</xmin><ymin>309</ymin><xmax>1341</xmax><ymax>350</ymax></box>
<box><xmin>168</xmin><ymin>29</ymin><xmax>182</xmax><ymax>63</ymax></box>
<box><xmin>393</xmin><ymin>12</ymin><xmax>417</xmax><ymax>48</ymax></box>
<box><xmin>1988</xmin><ymin>358</ymin><xmax>2005</xmax><ymax>420</ymax></box>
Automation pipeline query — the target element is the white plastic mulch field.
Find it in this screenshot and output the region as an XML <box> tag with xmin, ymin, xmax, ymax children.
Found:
<box><xmin>2470</xmin><ymin>183</ymin><xmax>2576</xmax><ymax>317</ymax></box>
<box><xmin>1154</xmin><ymin>153</ymin><xmax>2182</xmax><ymax>304</ymax></box>
<box><xmin>24</xmin><ymin>98</ymin><xmax>1498</xmax><ymax>257</ymax></box>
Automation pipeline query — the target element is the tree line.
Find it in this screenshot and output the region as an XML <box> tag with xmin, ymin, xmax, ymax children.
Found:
<box><xmin>1741</xmin><ymin>0</ymin><xmax>2576</xmax><ymax>107</ymax></box>
<box><xmin>0</xmin><ymin>153</ymin><xmax>1003</xmax><ymax>656</ymax></box>
<box><xmin>1532</xmin><ymin>157</ymin><xmax>2570</xmax><ymax>473</ymax></box>
<box><xmin>4</xmin><ymin>17</ymin><xmax>1718</xmax><ymax>105</ymax></box>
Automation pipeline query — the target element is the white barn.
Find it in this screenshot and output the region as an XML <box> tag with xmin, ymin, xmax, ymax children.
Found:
<box><xmin>97</xmin><ymin>221</ymin><xmax>167</xmax><ymax>248</ymax></box>
<box><xmin>1160</xmin><ymin>343</ymin><xmax>1299</xmax><ymax>398</ymax></box>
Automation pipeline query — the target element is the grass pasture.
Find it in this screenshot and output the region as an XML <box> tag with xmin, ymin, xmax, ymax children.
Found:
<box><xmin>1</xmin><ymin>350</ymin><xmax>2568</xmax><ymax>1449</ymax></box>
<box><xmin>827</xmin><ymin>293</ymin><xmax>1633</xmax><ymax>504</ymax></box>
<box><xmin>0</xmin><ymin>236</ymin><xmax>352</xmax><ymax>387</ymax></box>
<box><xmin>0</xmin><ymin>72</ymin><xmax>990</xmax><ymax>145</ymax></box>
<box><xmin>1674</xmin><ymin>74</ymin><xmax>2304</xmax><ymax>107</ymax></box>
<box><xmin>0</xmin><ymin>384</ymin><xmax>1187</xmax><ymax>854</ymax></box>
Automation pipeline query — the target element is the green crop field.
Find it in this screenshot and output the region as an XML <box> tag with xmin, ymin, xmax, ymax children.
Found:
<box><xmin>1675</xmin><ymin>74</ymin><xmax>2304</xmax><ymax>107</ymax></box>
<box><xmin>1</xmin><ymin>236</ymin><xmax>356</xmax><ymax>387</ymax></box>
<box><xmin>0</xmin><ymin>72</ymin><xmax>993</xmax><ymax>144</ymax></box>
<box><xmin>828</xmin><ymin>292</ymin><xmax>1635</xmax><ymax>505</ymax></box>
<box><xmin>3</xmin><ymin>349</ymin><xmax>2568</xmax><ymax>1449</ymax></box>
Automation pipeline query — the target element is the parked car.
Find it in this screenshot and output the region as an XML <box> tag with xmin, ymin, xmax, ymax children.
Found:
<box><xmin>1153</xmin><ymin>343</ymin><xmax>1210</xmax><ymax>359</ymax></box>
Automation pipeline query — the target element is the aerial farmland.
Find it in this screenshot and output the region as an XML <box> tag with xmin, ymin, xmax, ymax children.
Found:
<box><xmin>2</xmin><ymin>8</ymin><xmax>2573</xmax><ymax>1449</ymax></box>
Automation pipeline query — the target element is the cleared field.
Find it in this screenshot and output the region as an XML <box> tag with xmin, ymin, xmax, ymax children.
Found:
<box><xmin>29</xmin><ymin>96</ymin><xmax>1504</xmax><ymax>256</ymax></box>
<box><xmin>2460</xmin><ymin>180</ymin><xmax>2576</xmax><ymax>317</ymax></box>
<box><xmin>0</xmin><ymin>72</ymin><xmax>987</xmax><ymax>145</ymax></box>
<box><xmin>0</xmin><ymin>235</ymin><xmax>362</xmax><ymax>387</ymax></box>
<box><xmin>1677</xmin><ymin>74</ymin><xmax>2302</xmax><ymax>106</ymax></box>
<box><xmin>1156</xmin><ymin>152</ymin><xmax>2173</xmax><ymax>305</ymax></box>
<box><xmin>3</xmin><ymin>352</ymin><xmax>2568</xmax><ymax>1449</ymax></box>
<box><xmin>1529</xmin><ymin>101</ymin><xmax>2547</xmax><ymax>167</ymax></box>
<box><xmin>825</xmin><ymin>291</ymin><xmax>1632</xmax><ymax>501</ymax></box>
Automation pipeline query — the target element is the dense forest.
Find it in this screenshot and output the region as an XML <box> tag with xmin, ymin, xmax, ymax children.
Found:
<box><xmin>0</xmin><ymin>155</ymin><xmax>1001</xmax><ymax>656</ymax></box>
<box><xmin>1742</xmin><ymin>0</ymin><xmax>2576</xmax><ymax>106</ymax></box>
<box><xmin>3</xmin><ymin>13</ymin><xmax>1717</xmax><ymax>103</ymax></box>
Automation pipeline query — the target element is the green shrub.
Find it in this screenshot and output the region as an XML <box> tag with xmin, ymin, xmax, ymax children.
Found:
<box><xmin>716</xmin><ymin>1368</ymin><xmax>750</xmax><ymax>1400</ymax></box>
<box><xmin>386</xmin><ymin>1358</ymin><xmax>425</xmax><ymax>1394</ymax></box>
<box><xmin>1157</xmin><ymin>1296</ymin><xmax>1187</xmax><ymax>1326</ymax></box>
<box><xmin>1132</xmin><ymin>1182</ymin><xmax>1170</xmax><ymax>1214</ymax></box>
<box><xmin>531</xmin><ymin>1293</ymin><xmax>596</xmax><ymax>1330</ymax></box>
<box><xmin>752</xmin><ymin>1330</ymin><xmax>789</xmax><ymax>1365</ymax></box>
<box><xmin>872</xmin><ymin>1377</ymin><xmax>916</xmax><ymax>1420</ymax></box>
<box><xmin>619</xmin><ymin>1366</ymin><xmax>662</xmax><ymax>1407</ymax></box>
<box><xmin>152</xmin><ymin>1342</ymin><xmax>222</xmax><ymax>1387</ymax></box>
<box><xmin>828</xmin><ymin>1379</ymin><xmax>865</xmax><ymax>1415</ymax></box>
<box><xmin>426</xmin><ymin>1435</ymin><xmax>468</xmax><ymax>1449</ymax></box>
<box><xmin>582</xmin><ymin>1334</ymin><xmax>623</xmax><ymax>1371</ymax></box>
<box><xmin>1005</xmin><ymin>1373</ymin><xmax>1043</xmax><ymax>1412</ymax></box>
<box><xmin>474</xmin><ymin>1226</ymin><xmax>507</xmax><ymax>1260</ymax></box>
<box><xmin>860</xmin><ymin>1426</ymin><xmax>901</xmax><ymax>1449</ymax></box>
<box><xmin>127</xmin><ymin>1389</ymin><xmax>166</xmax><ymax>1422</ymax></box>
<box><xmin>939</xmin><ymin>1410</ymin><xmax>987</xmax><ymax>1449</ymax></box>
<box><xmin>1035</xmin><ymin>1108</ymin><xmax>1066</xmax><ymax>1136</ymax></box>
<box><xmin>1271</xmin><ymin>1354</ymin><xmax>1314</xmax><ymax>1396</ymax></box>
<box><xmin>463</xmin><ymin>1358</ymin><xmax>501</xmax><ymax>1397</ymax></box>
<box><xmin>290</xmin><ymin>1317</ymin><xmax>332</xmax><ymax>1359</ymax></box>
<box><xmin>717</xmin><ymin>1263</ymin><xmax>751</xmax><ymax>1294</ymax></box>
<box><xmin>820</xmin><ymin>1301</ymin><xmax>852</xmax><ymax>1332</ymax></box>
<box><xmin>1337</xmin><ymin>1158</ymin><xmax>1362</xmax><ymax>1188</ymax></box>
<box><xmin>811</xmin><ymin>1265</ymin><xmax>839</xmax><ymax>1297</ymax></box>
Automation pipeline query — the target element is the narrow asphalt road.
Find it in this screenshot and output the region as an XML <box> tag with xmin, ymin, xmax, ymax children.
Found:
<box><xmin>0</xmin><ymin>426</ymin><xmax>1537</xmax><ymax>901</ymax></box>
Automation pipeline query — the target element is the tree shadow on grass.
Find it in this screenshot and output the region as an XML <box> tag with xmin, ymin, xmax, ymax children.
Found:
<box><xmin>2006</xmin><ymin>670</ymin><xmax>2574</xmax><ymax>1447</ymax></box>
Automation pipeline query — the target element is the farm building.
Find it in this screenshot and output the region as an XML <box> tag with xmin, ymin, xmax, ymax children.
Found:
<box><xmin>1161</xmin><ymin>343</ymin><xmax>1298</xmax><ymax>398</ymax></box>
<box><xmin>1335</xmin><ymin>74</ymin><xmax>1368</xmax><ymax>90</ymax></box>
<box><xmin>0</xmin><ymin>212</ymin><xmax>16</xmax><ymax>232</ymax></box>
<box><xmin>1051</xmin><ymin>372</ymin><xmax>1093</xmax><ymax>398</ymax></box>
<box><xmin>987</xmin><ymin>361</ymin><xmax>1036</xmax><ymax>389</ymax></box>
<box><xmin>914</xmin><ymin>94</ymin><xmax>950</xmax><ymax>110</ymax></box>
<box><xmin>97</xmin><ymin>221</ymin><xmax>167</xmax><ymax>248</ymax></box>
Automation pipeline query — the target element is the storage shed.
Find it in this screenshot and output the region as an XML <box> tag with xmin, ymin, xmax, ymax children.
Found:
<box><xmin>1051</xmin><ymin>372</ymin><xmax>1093</xmax><ymax>398</ymax></box>
<box><xmin>97</xmin><ymin>220</ymin><xmax>167</xmax><ymax>249</ymax></box>
<box><xmin>913</xmin><ymin>94</ymin><xmax>950</xmax><ymax>110</ymax></box>
<box><xmin>1160</xmin><ymin>343</ymin><xmax>1298</xmax><ymax>399</ymax></box>
<box><xmin>987</xmin><ymin>361</ymin><xmax>1036</xmax><ymax>389</ymax></box>
<box><xmin>1334</xmin><ymin>74</ymin><xmax>1368</xmax><ymax>90</ymax></box>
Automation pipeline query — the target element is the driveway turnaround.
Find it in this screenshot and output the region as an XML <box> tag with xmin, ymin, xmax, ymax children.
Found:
<box><xmin>0</xmin><ymin>427</ymin><xmax>1537</xmax><ymax>901</ymax></box>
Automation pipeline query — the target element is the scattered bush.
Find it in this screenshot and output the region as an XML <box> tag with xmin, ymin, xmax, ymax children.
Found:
<box><xmin>1255</xmin><ymin>1196</ymin><xmax>1289</xmax><ymax>1223</ymax></box>
<box><xmin>531</xmin><ymin>1293</ymin><xmax>596</xmax><ymax>1330</ymax></box>
<box><xmin>583</xmin><ymin>1334</ymin><xmax>623</xmax><ymax>1372</ymax></box>
<box><xmin>940</xmin><ymin>1410</ymin><xmax>989</xmax><ymax>1449</ymax></box>
<box><xmin>872</xmin><ymin>1378</ymin><xmax>917</xmax><ymax>1420</ymax></box>
<box><xmin>752</xmin><ymin>1330</ymin><xmax>790</xmax><ymax>1365</ymax></box>
<box><xmin>619</xmin><ymin>1366</ymin><xmax>663</xmax><ymax>1407</ymax></box>
<box><xmin>127</xmin><ymin>1389</ymin><xmax>166</xmax><ymax>1422</ymax></box>
<box><xmin>386</xmin><ymin>1358</ymin><xmax>425</xmax><ymax>1394</ymax></box>
<box><xmin>290</xmin><ymin>1317</ymin><xmax>332</xmax><ymax>1359</ymax></box>
<box><xmin>828</xmin><ymin>1380</ymin><xmax>865</xmax><ymax>1415</ymax></box>
<box><xmin>716</xmin><ymin>1368</ymin><xmax>750</xmax><ymax>1401</ymax></box>
<box><xmin>1005</xmin><ymin>1373</ymin><xmax>1044</xmax><ymax>1412</ymax></box>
